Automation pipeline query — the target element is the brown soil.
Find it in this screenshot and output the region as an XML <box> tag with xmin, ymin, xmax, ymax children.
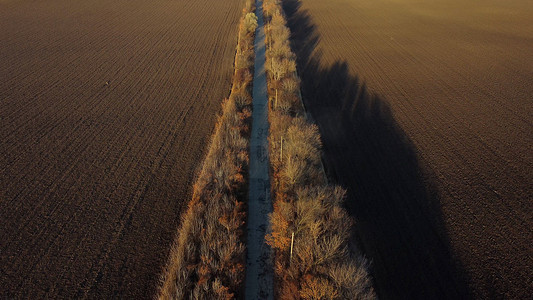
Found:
<box><xmin>283</xmin><ymin>0</ymin><xmax>533</xmax><ymax>298</ymax></box>
<box><xmin>0</xmin><ymin>0</ymin><xmax>242</xmax><ymax>298</ymax></box>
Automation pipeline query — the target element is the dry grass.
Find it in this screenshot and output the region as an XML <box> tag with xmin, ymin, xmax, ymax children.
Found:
<box><xmin>157</xmin><ymin>1</ymin><xmax>256</xmax><ymax>298</ymax></box>
<box><xmin>262</xmin><ymin>0</ymin><xmax>375</xmax><ymax>298</ymax></box>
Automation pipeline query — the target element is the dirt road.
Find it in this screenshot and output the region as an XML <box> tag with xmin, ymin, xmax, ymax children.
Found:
<box><xmin>245</xmin><ymin>1</ymin><xmax>274</xmax><ymax>298</ymax></box>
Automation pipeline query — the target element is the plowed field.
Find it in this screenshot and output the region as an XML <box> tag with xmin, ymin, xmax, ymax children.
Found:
<box><xmin>0</xmin><ymin>0</ymin><xmax>242</xmax><ymax>298</ymax></box>
<box><xmin>284</xmin><ymin>0</ymin><xmax>533</xmax><ymax>298</ymax></box>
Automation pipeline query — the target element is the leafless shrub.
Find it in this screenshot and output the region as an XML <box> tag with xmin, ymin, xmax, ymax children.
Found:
<box><xmin>267</xmin><ymin>56</ymin><xmax>297</xmax><ymax>81</ymax></box>
<box><xmin>271</xmin><ymin>27</ymin><xmax>291</xmax><ymax>47</ymax></box>
<box><xmin>300</xmin><ymin>276</ymin><xmax>339</xmax><ymax>300</ymax></box>
<box><xmin>234</xmin><ymin>67</ymin><xmax>253</xmax><ymax>90</ymax></box>
<box><xmin>279</xmin><ymin>101</ymin><xmax>293</xmax><ymax>115</ymax></box>
<box><xmin>244</xmin><ymin>12</ymin><xmax>258</xmax><ymax>34</ymax></box>
<box><xmin>244</xmin><ymin>0</ymin><xmax>254</xmax><ymax>13</ymax></box>
<box><xmin>282</xmin><ymin>77</ymin><xmax>300</xmax><ymax>94</ymax></box>
<box><xmin>271</xmin><ymin>10</ymin><xmax>286</xmax><ymax>28</ymax></box>
<box><xmin>236</xmin><ymin>51</ymin><xmax>252</xmax><ymax>70</ymax></box>
<box><xmin>268</xmin><ymin>41</ymin><xmax>291</xmax><ymax>60</ymax></box>
<box><xmin>233</xmin><ymin>90</ymin><xmax>252</xmax><ymax>109</ymax></box>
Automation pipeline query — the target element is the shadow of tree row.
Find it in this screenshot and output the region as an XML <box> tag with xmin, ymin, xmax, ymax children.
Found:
<box><xmin>282</xmin><ymin>0</ymin><xmax>471</xmax><ymax>298</ymax></box>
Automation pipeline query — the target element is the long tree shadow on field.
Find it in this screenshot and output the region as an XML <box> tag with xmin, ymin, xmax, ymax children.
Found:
<box><xmin>282</xmin><ymin>0</ymin><xmax>472</xmax><ymax>299</ymax></box>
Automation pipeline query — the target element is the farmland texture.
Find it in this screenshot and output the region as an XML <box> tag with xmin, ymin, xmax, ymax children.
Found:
<box><xmin>283</xmin><ymin>0</ymin><xmax>533</xmax><ymax>298</ymax></box>
<box><xmin>0</xmin><ymin>0</ymin><xmax>242</xmax><ymax>298</ymax></box>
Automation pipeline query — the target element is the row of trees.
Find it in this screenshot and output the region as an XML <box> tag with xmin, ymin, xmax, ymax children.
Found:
<box><xmin>262</xmin><ymin>0</ymin><xmax>376</xmax><ymax>298</ymax></box>
<box><xmin>157</xmin><ymin>1</ymin><xmax>257</xmax><ymax>298</ymax></box>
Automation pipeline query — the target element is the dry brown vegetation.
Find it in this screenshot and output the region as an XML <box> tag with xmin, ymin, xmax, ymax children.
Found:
<box><xmin>0</xmin><ymin>0</ymin><xmax>243</xmax><ymax>298</ymax></box>
<box><xmin>262</xmin><ymin>0</ymin><xmax>375</xmax><ymax>298</ymax></box>
<box><xmin>282</xmin><ymin>0</ymin><xmax>533</xmax><ymax>298</ymax></box>
<box><xmin>157</xmin><ymin>1</ymin><xmax>256</xmax><ymax>299</ymax></box>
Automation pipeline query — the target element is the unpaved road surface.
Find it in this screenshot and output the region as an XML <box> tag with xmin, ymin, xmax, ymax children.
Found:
<box><xmin>284</xmin><ymin>0</ymin><xmax>533</xmax><ymax>298</ymax></box>
<box><xmin>244</xmin><ymin>0</ymin><xmax>273</xmax><ymax>298</ymax></box>
<box><xmin>0</xmin><ymin>0</ymin><xmax>242</xmax><ymax>298</ymax></box>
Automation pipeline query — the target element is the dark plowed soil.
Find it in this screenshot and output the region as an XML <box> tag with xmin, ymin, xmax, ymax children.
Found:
<box><xmin>0</xmin><ymin>0</ymin><xmax>242</xmax><ymax>298</ymax></box>
<box><xmin>283</xmin><ymin>0</ymin><xmax>533</xmax><ymax>298</ymax></box>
